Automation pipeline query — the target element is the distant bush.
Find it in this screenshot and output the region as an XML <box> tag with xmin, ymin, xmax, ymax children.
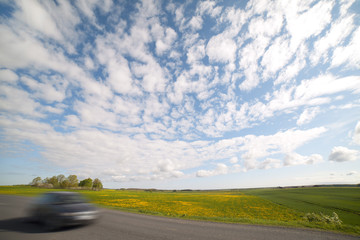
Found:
<box><xmin>304</xmin><ymin>212</ymin><xmax>342</xmax><ymax>226</ymax></box>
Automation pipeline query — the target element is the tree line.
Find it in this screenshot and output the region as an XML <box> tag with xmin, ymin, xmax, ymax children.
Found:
<box><xmin>30</xmin><ymin>174</ymin><xmax>103</xmax><ymax>190</ymax></box>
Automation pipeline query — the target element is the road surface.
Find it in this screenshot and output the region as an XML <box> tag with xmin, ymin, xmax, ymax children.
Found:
<box><xmin>0</xmin><ymin>194</ymin><xmax>358</xmax><ymax>240</ymax></box>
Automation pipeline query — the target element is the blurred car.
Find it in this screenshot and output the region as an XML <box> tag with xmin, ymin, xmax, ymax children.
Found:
<box><xmin>27</xmin><ymin>191</ymin><xmax>99</xmax><ymax>231</ymax></box>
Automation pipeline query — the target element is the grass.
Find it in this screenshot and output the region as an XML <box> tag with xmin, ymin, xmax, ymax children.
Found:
<box><xmin>1</xmin><ymin>185</ymin><xmax>359</xmax><ymax>235</ymax></box>
<box><xmin>241</xmin><ymin>187</ymin><xmax>360</xmax><ymax>225</ymax></box>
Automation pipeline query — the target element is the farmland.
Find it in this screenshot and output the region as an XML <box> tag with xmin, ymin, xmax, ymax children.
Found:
<box><xmin>241</xmin><ymin>187</ymin><xmax>360</xmax><ymax>226</ymax></box>
<box><xmin>0</xmin><ymin>185</ymin><xmax>359</xmax><ymax>235</ymax></box>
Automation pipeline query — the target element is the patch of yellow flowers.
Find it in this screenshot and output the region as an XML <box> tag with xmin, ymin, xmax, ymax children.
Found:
<box><xmin>91</xmin><ymin>191</ymin><xmax>301</xmax><ymax>221</ymax></box>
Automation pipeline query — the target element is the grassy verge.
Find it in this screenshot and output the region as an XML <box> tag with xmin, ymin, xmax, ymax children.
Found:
<box><xmin>1</xmin><ymin>185</ymin><xmax>359</xmax><ymax>235</ymax></box>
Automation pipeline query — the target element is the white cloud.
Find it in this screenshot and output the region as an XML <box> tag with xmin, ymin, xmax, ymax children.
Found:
<box><xmin>284</xmin><ymin>153</ymin><xmax>323</xmax><ymax>166</ymax></box>
<box><xmin>1</xmin><ymin>102</ymin><xmax>330</xmax><ymax>182</ymax></box>
<box><xmin>294</xmin><ymin>75</ymin><xmax>360</xmax><ymax>101</ymax></box>
<box><xmin>14</xmin><ymin>0</ymin><xmax>63</xmax><ymax>41</ymax></box>
<box><xmin>155</xmin><ymin>27</ymin><xmax>177</xmax><ymax>55</ymax></box>
<box><xmin>11</xmin><ymin>0</ymin><xmax>82</xmax><ymax>53</ymax></box>
<box><xmin>230</xmin><ymin>156</ymin><xmax>238</xmax><ymax>164</ymax></box>
<box><xmin>221</xmin><ymin>6</ymin><xmax>248</xmax><ymax>38</ymax></box>
<box><xmin>192</xmin><ymin>127</ymin><xmax>327</xmax><ymax>171</ymax></box>
<box><xmin>353</xmin><ymin>121</ymin><xmax>360</xmax><ymax>145</ymax></box>
<box><xmin>154</xmin><ymin>159</ymin><xmax>184</xmax><ymax>179</ymax></box>
<box><xmin>188</xmin><ymin>15</ymin><xmax>203</xmax><ymax>31</ymax></box>
<box><xmin>239</xmin><ymin>8</ymin><xmax>283</xmax><ymax>84</ymax></box>
<box><xmin>261</xmin><ymin>36</ymin><xmax>292</xmax><ymax>80</ymax></box>
<box><xmin>274</xmin><ymin>44</ymin><xmax>307</xmax><ymax>85</ymax></box>
<box><xmin>20</xmin><ymin>76</ymin><xmax>67</xmax><ymax>103</ymax></box>
<box><xmin>0</xmin><ymin>84</ymin><xmax>42</xmax><ymax>117</ymax></box>
<box><xmin>285</xmin><ymin>0</ymin><xmax>333</xmax><ymax>49</ymax></box>
<box><xmin>347</xmin><ymin>171</ymin><xmax>357</xmax><ymax>176</ymax></box>
<box><xmin>0</xmin><ymin>116</ymin><xmax>200</xmax><ymax>181</ymax></box>
<box><xmin>0</xmin><ymin>25</ymin><xmax>59</xmax><ymax>69</ymax></box>
<box><xmin>311</xmin><ymin>14</ymin><xmax>354</xmax><ymax>65</ymax></box>
<box><xmin>247</xmin><ymin>12</ymin><xmax>283</xmax><ymax>39</ymax></box>
<box><xmin>74</xmin><ymin>102</ymin><xmax>118</xmax><ymax>129</ymax></box>
<box><xmin>240</xmin><ymin>127</ymin><xmax>327</xmax><ymax>165</ymax></box>
<box><xmin>297</xmin><ymin>107</ymin><xmax>320</xmax><ymax>126</ymax></box>
<box><xmin>64</xmin><ymin>115</ymin><xmax>81</xmax><ymax>127</ymax></box>
<box><xmin>43</xmin><ymin>105</ymin><xmax>64</xmax><ymax>115</ymax></box>
<box><xmin>238</xmin><ymin>65</ymin><xmax>258</xmax><ymax>91</ymax></box>
<box><xmin>329</xmin><ymin>146</ymin><xmax>359</xmax><ymax>162</ymax></box>
<box><xmin>44</xmin><ymin>0</ymin><xmax>82</xmax><ymax>52</ymax></box>
<box><xmin>108</xmin><ymin>58</ymin><xmax>140</xmax><ymax>95</ymax></box>
<box><xmin>187</xmin><ymin>40</ymin><xmax>206</xmax><ymax>64</ymax></box>
<box><xmin>331</xmin><ymin>27</ymin><xmax>360</xmax><ymax>68</ymax></box>
<box><xmin>206</xmin><ymin>34</ymin><xmax>237</xmax><ymax>63</ymax></box>
<box><xmin>112</xmin><ymin>96</ymin><xmax>141</xmax><ymax>116</ymax></box>
<box><xmin>197</xmin><ymin>1</ymin><xmax>222</xmax><ymax>18</ymax></box>
<box><xmin>0</xmin><ymin>69</ymin><xmax>18</xmax><ymax>84</ymax></box>
<box><xmin>150</xmin><ymin>22</ymin><xmax>178</xmax><ymax>56</ymax></box>
<box><xmin>95</xmin><ymin>37</ymin><xmax>142</xmax><ymax>96</ymax></box>
<box><xmin>258</xmin><ymin>158</ymin><xmax>282</xmax><ymax>170</ymax></box>
<box><xmin>0</xmin><ymin>22</ymin><xmax>95</xmax><ymax>100</ymax></box>
<box><xmin>143</xmin><ymin>94</ymin><xmax>170</xmax><ymax>120</ymax></box>
<box><xmin>238</xmin><ymin>36</ymin><xmax>270</xmax><ymax>90</ymax></box>
<box><xmin>196</xmin><ymin>163</ymin><xmax>228</xmax><ymax>177</ymax></box>
<box><xmin>142</xmin><ymin>64</ymin><xmax>168</xmax><ymax>93</ymax></box>
<box><xmin>168</xmin><ymin>73</ymin><xmax>191</xmax><ymax>104</ymax></box>
<box><xmin>75</xmin><ymin>0</ymin><xmax>112</xmax><ymax>25</ymax></box>
<box><xmin>265</xmin><ymin>74</ymin><xmax>360</xmax><ymax>119</ymax></box>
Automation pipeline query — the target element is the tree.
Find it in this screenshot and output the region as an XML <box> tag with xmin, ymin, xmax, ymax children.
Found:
<box><xmin>92</xmin><ymin>178</ymin><xmax>103</xmax><ymax>190</ymax></box>
<box><xmin>57</xmin><ymin>174</ymin><xmax>65</xmax><ymax>183</ymax></box>
<box><xmin>68</xmin><ymin>175</ymin><xmax>79</xmax><ymax>188</ymax></box>
<box><xmin>60</xmin><ymin>179</ymin><xmax>70</xmax><ymax>188</ymax></box>
<box><xmin>30</xmin><ymin>174</ymin><xmax>98</xmax><ymax>189</ymax></box>
<box><xmin>57</xmin><ymin>174</ymin><xmax>66</xmax><ymax>187</ymax></box>
<box><xmin>79</xmin><ymin>178</ymin><xmax>93</xmax><ymax>189</ymax></box>
<box><xmin>42</xmin><ymin>177</ymin><xmax>49</xmax><ymax>184</ymax></box>
<box><xmin>30</xmin><ymin>177</ymin><xmax>42</xmax><ymax>187</ymax></box>
<box><xmin>47</xmin><ymin>176</ymin><xmax>59</xmax><ymax>188</ymax></box>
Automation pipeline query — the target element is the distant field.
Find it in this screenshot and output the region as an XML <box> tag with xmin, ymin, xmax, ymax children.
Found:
<box><xmin>1</xmin><ymin>185</ymin><xmax>359</xmax><ymax>235</ymax></box>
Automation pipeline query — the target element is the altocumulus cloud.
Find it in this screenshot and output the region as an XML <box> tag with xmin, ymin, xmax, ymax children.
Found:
<box><xmin>0</xmin><ymin>0</ymin><xmax>359</xmax><ymax>188</ymax></box>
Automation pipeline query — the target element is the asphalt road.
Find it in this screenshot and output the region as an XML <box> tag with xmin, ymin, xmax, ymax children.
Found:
<box><xmin>0</xmin><ymin>194</ymin><xmax>358</xmax><ymax>240</ymax></box>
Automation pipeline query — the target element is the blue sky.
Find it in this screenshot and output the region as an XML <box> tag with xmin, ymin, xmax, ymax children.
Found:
<box><xmin>0</xmin><ymin>0</ymin><xmax>359</xmax><ymax>189</ymax></box>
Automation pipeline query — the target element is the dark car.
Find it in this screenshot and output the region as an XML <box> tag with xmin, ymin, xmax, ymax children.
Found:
<box><xmin>27</xmin><ymin>192</ymin><xmax>99</xmax><ymax>231</ymax></box>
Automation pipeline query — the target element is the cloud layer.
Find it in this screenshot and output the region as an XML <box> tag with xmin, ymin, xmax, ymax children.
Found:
<box><xmin>0</xmin><ymin>0</ymin><xmax>359</xmax><ymax>187</ymax></box>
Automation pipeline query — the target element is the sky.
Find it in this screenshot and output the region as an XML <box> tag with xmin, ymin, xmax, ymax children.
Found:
<box><xmin>0</xmin><ymin>0</ymin><xmax>359</xmax><ymax>190</ymax></box>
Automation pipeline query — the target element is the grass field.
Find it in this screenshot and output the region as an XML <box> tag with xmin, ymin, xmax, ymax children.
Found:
<box><xmin>1</xmin><ymin>185</ymin><xmax>359</xmax><ymax>235</ymax></box>
<box><xmin>241</xmin><ymin>187</ymin><xmax>360</xmax><ymax>226</ymax></box>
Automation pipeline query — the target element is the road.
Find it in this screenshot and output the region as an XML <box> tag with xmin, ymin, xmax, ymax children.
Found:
<box><xmin>0</xmin><ymin>194</ymin><xmax>358</xmax><ymax>240</ymax></box>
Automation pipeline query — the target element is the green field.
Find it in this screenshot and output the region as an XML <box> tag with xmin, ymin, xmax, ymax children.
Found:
<box><xmin>1</xmin><ymin>185</ymin><xmax>359</xmax><ymax>235</ymax></box>
<box><xmin>241</xmin><ymin>187</ymin><xmax>360</xmax><ymax>226</ymax></box>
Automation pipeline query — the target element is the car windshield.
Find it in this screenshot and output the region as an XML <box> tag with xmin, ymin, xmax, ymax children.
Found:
<box><xmin>53</xmin><ymin>194</ymin><xmax>86</xmax><ymax>204</ymax></box>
